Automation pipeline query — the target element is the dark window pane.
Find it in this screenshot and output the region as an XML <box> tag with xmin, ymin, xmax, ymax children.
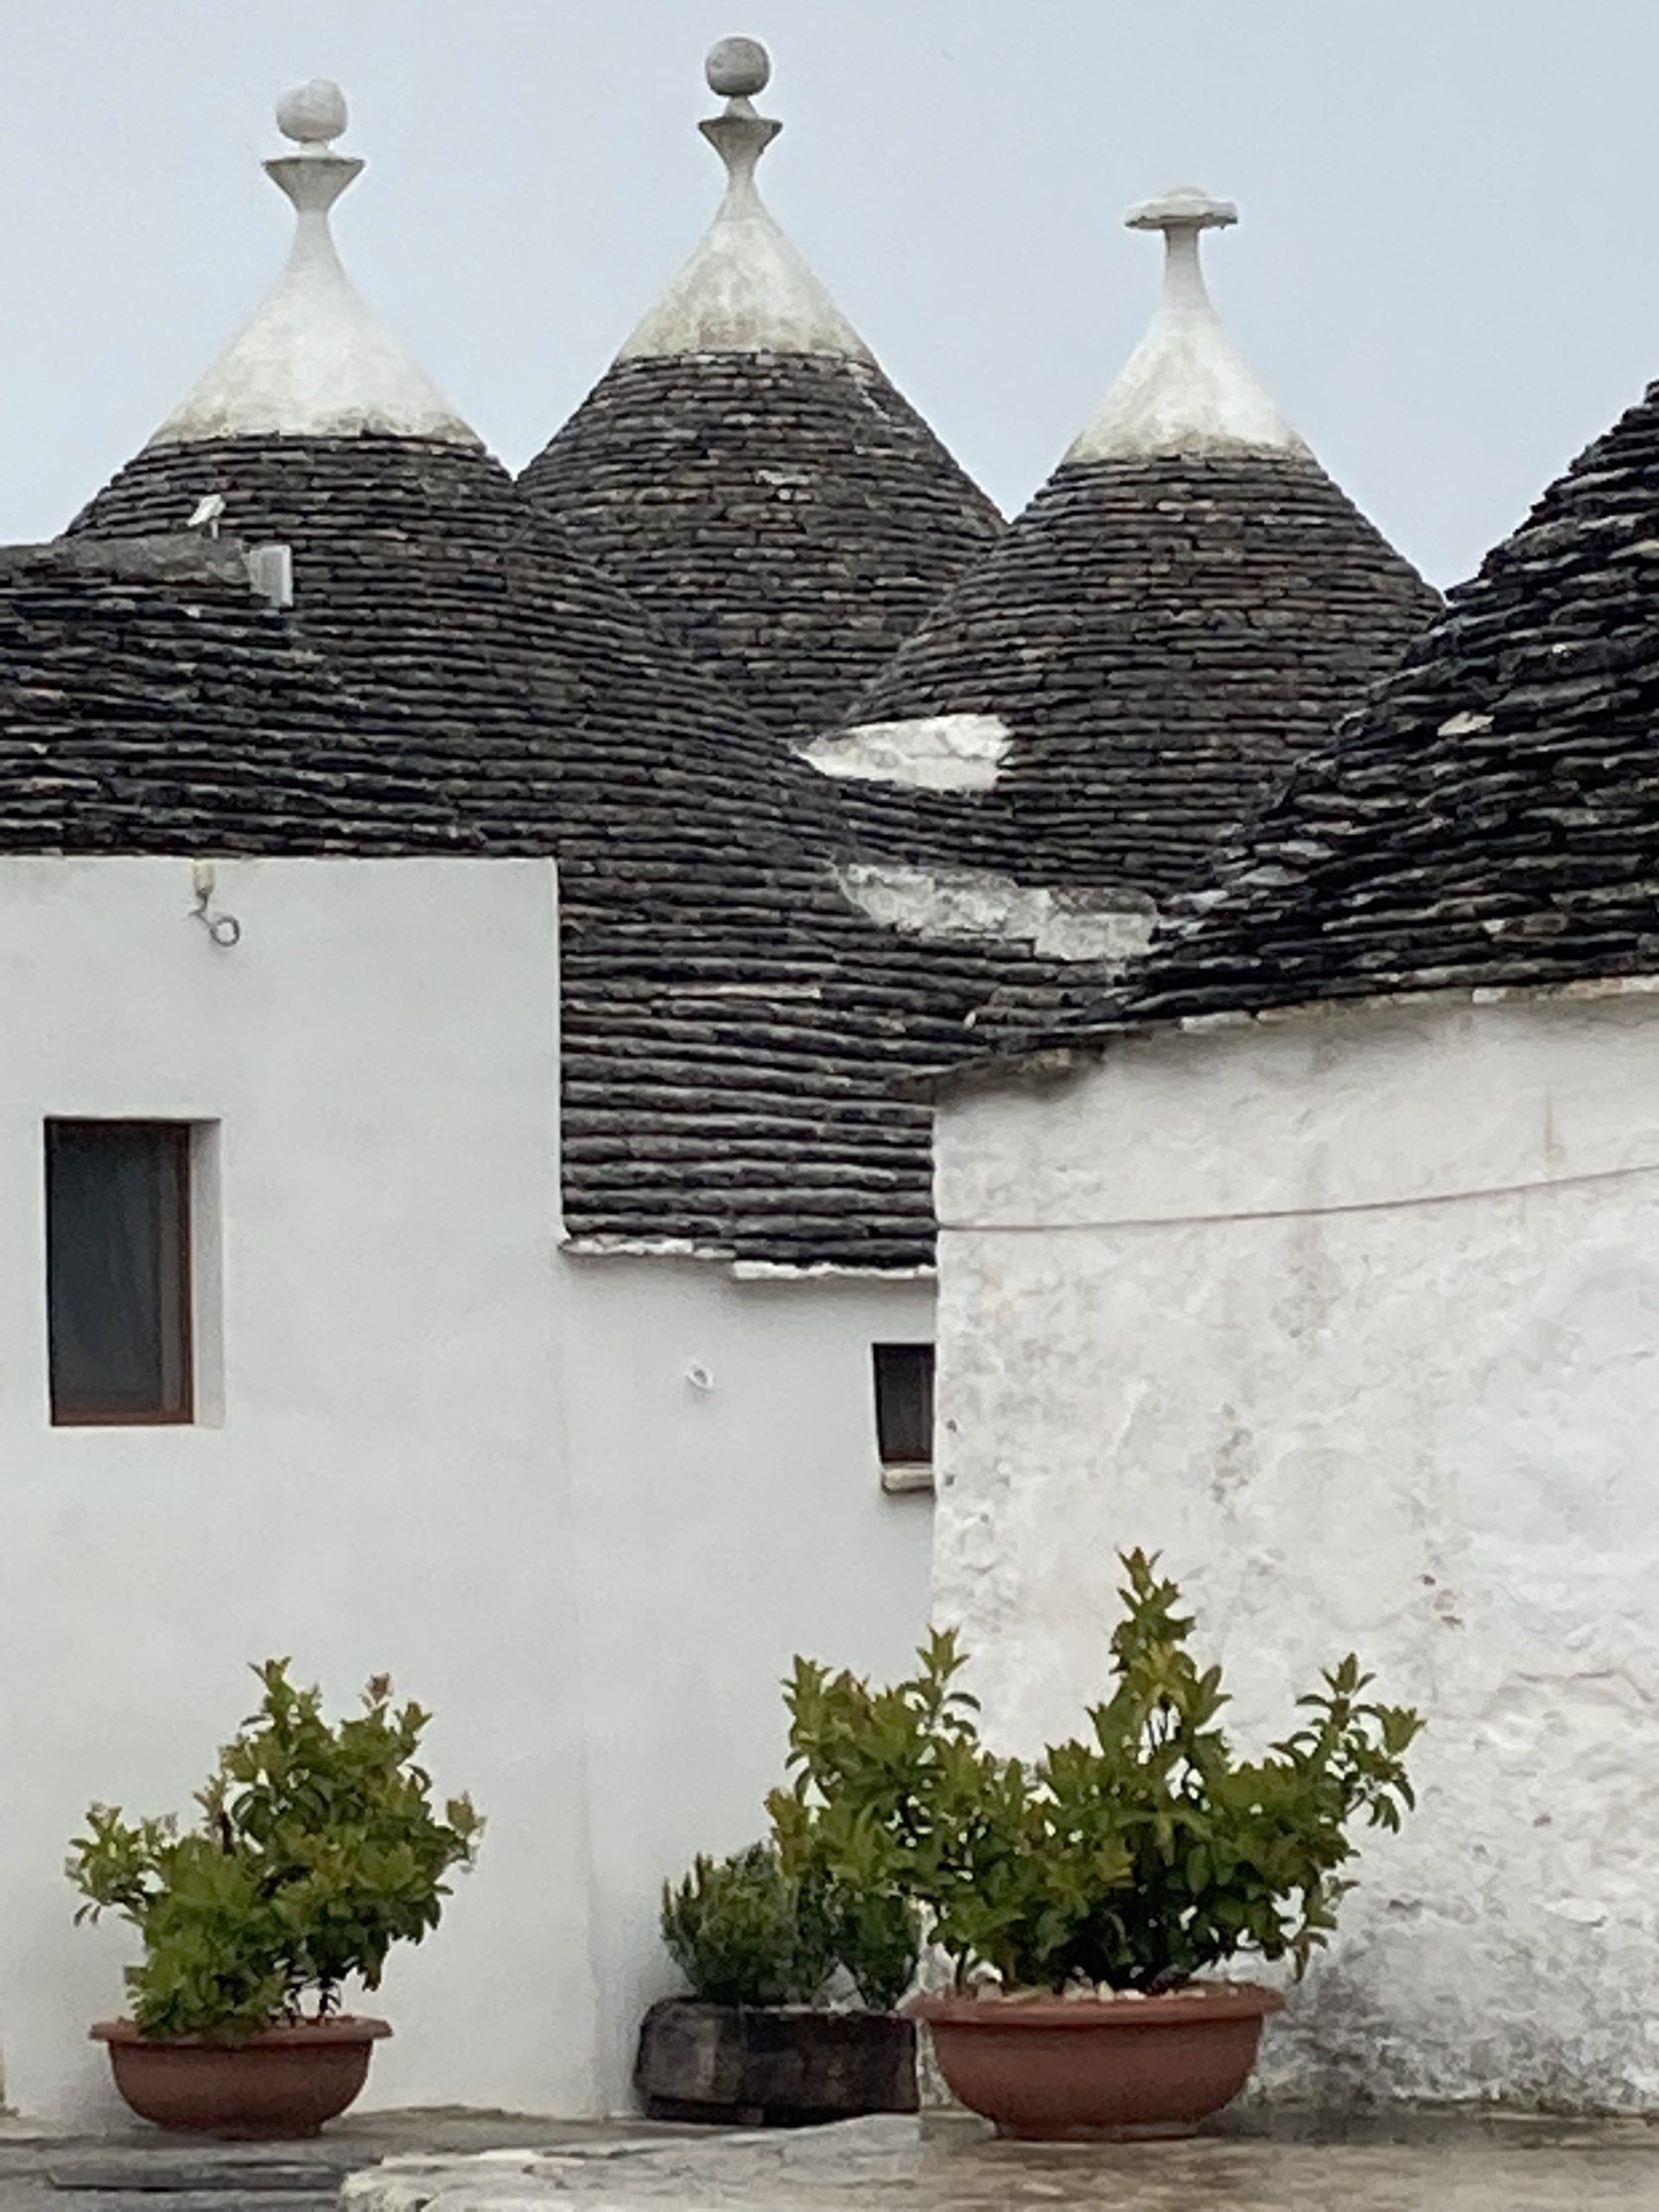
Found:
<box><xmin>47</xmin><ymin>1122</ymin><xmax>192</xmax><ymax>1425</ymax></box>
<box><xmin>873</xmin><ymin>1343</ymin><xmax>935</xmax><ymax>1465</ymax></box>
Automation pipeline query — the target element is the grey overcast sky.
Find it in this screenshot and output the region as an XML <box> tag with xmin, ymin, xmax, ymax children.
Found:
<box><xmin>0</xmin><ymin>2</ymin><xmax>1652</xmax><ymax>586</ymax></box>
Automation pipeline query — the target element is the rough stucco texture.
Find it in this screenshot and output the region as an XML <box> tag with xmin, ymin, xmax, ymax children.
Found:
<box><xmin>0</xmin><ymin>856</ymin><xmax>599</xmax><ymax>2124</ymax></box>
<box><xmin>931</xmin><ymin>991</ymin><xmax>1659</xmax><ymax>2110</ymax></box>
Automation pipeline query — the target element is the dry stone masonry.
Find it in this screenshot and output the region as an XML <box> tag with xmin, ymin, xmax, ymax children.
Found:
<box><xmin>56</xmin><ymin>85</ymin><xmax>1057</xmax><ymax>1272</ymax></box>
<box><xmin>28</xmin><ymin>67</ymin><xmax>1444</xmax><ymax>1274</ymax></box>
<box><xmin>519</xmin><ymin>43</ymin><xmax>1002</xmax><ymax>745</ymax></box>
<box><xmin>1029</xmin><ymin>372</ymin><xmax>1659</xmax><ymax>1034</ymax></box>
<box><xmin>816</xmin><ymin>189</ymin><xmax>1438</xmax><ymax>911</ymax></box>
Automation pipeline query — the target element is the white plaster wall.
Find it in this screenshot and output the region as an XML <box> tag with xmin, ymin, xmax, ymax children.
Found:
<box><xmin>0</xmin><ymin>856</ymin><xmax>602</xmax><ymax>2125</ymax></box>
<box><xmin>933</xmin><ymin>992</ymin><xmax>1659</xmax><ymax>2109</ymax></box>
<box><xmin>559</xmin><ymin>1259</ymin><xmax>935</xmax><ymax>2111</ymax></box>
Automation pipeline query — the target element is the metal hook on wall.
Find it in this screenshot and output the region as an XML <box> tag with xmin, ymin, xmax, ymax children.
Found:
<box><xmin>189</xmin><ymin>861</ymin><xmax>242</xmax><ymax>949</ymax></box>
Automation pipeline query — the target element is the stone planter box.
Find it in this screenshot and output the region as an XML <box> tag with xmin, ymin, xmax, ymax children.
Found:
<box><xmin>635</xmin><ymin>1998</ymin><xmax>918</xmax><ymax>2126</ymax></box>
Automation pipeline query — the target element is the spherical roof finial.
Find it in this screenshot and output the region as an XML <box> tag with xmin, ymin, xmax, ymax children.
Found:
<box><xmin>706</xmin><ymin>35</ymin><xmax>770</xmax><ymax>100</ymax></box>
<box><xmin>276</xmin><ymin>78</ymin><xmax>349</xmax><ymax>149</ymax></box>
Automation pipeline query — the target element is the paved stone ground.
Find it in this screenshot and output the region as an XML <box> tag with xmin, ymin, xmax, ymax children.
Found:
<box><xmin>337</xmin><ymin>2112</ymin><xmax>1659</xmax><ymax>2211</ymax></box>
<box><xmin>0</xmin><ymin>2113</ymin><xmax>687</xmax><ymax>2212</ymax></box>
<box><xmin>6</xmin><ymin>2107</ymin><xmax>1659</xmax><ymax>2212</ymax></box>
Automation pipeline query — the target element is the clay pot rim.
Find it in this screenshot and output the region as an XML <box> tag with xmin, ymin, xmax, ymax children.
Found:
<box><xmin>90</xmin><ymin>2016</ymin><xmax>392</xmax><ymax>2049</ymax></box>
<box><xmin>909</xmin><ymin>1981</ymin><xmax>1285</xmax><ymax>2031</ymax></box>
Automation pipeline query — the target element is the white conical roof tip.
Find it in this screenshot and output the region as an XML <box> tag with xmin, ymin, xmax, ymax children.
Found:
<box><xmin>616</xmin><ymin>36</ymin><xmax>872</xmax><ymax>364</ymax></box>
<box><xmin>148</xmin><ymin>79</ymin><xmax>477</xmax><ymax>448</ymax></box>
<box><xmin>276</xmin><ymin>78</ymin><xmax>349</xmax><ymax>149</ymax></box>
<box><xmin>1068</xmin><ymin>182</ymin><xmax>1308</xmax><ymax>465</ymax></box>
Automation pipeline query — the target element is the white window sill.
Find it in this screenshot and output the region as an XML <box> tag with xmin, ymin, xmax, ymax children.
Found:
<box><xmin>880</xmin><ymin>1463</ymin><xmax>936</xmax><ymax>1497</ymax></box>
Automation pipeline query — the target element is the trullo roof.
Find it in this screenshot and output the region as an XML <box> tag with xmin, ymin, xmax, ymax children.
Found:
<box><xmin>1098</xmin><ymin>372</ymin><xmax>1659</xmax><ymax>1025</ymax></box>
<box><xmin>518</xmin><ymin>38</ymin><xmax>1003</xmax><ymax>743</ymax></box>
<box><xmin>63</xmin><ymin>79</ymin><xmax>1019</xmax><ymax>1272</ymax></box>
<box><xmin>815</xmin><ymin>186</ymin><xmax>1440</xmax><ymax>900</ymax></box>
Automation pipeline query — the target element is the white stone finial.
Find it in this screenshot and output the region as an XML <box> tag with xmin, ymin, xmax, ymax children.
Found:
<box><xmin>1067</xmin><ymin>184</ymin><xmax>1307</xmax><ymax>464</ymax></box>
<box><xmin>275</xmin><ymin>78</ymin><xmax>349</xmax><ymax>151</ymax></box>
<box><xmin>1126</xmin><ymin>184</ymin><xmax>1237</xmax><ymax>235</ymax></box>
<box><xmin>706</xmin><ymin>36</ymin><xmax>771</xmax><ymax>102</ymax></box>
<box><xmin>148</xmin><ymin>82</ymin><xmax>477</xmax><ymax>448</ymax></box>
<box><xmin>615</xmin><ymin>37</ymin><xmax>871</xmax><ymax>363</ymax></box>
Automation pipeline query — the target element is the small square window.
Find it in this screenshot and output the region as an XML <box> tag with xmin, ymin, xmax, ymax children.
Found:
<box><xmin>873</xmin><ymin>1342</ymin><xmax>935</xmax><ymax>1492</ymax></box>
<box><xmin>45</xmin><ymin>1121</ymin><xmax>194</xmax><ymax>1426</ymax></box>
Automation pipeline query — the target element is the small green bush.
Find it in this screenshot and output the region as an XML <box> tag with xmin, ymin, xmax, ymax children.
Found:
<box><xmin>768</xmin><ymin>1549</ymin><xmax>1421</xmax><ymax>1994</ymax></box>
<box><xmin>809</xmin><ymin>1880</ymin><xmax>920</xmax><ymax>2013</ymax></box>
<box><xmin>661</xmin><ymin>1842</ymin><xmax>834</xmax><ymax>2007</ymax></box>
<box><xmin>661</xmin><ymin>1840</ymin><xmax>919</xmax><ymax>2012</ymax></box>
<box><xmin>67</xmin><ymin>1660</ymin><xmax>481</xmax><ymax>2040</ymax></box>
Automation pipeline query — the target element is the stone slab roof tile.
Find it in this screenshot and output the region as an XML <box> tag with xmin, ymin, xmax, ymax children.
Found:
<box><xmin>64</xmin><ymin>431</ymin><xmax>1057</xmax><ymax>1270</ymax></box>
<box><xmin>518</xmin><ymin>40</ymin><xmax>1001</xmax><ymax>742</ymax></box>
<box><xmin>520</xmin><ymin>347</ymin><xmax>1001</xmax><ymax>747</ymax></box>
<box><xmin>813</xmin><ymin>192</ymin><xmax>1439</xmax><ymax>907</ymax></box>
<box><xmin>830</xmin><ymin>452</ymin><xmax>1440</xmax><ymax>895</ymax></box>
<box><xmin>1001</xmin><ymin>376</ymin><xmax>1659</xmax><ymax>1046</ymax></box>
<box><xmin>0</xmin><ymin>536</ymin><xmax>463</xmax><ymax>855</ymax></box>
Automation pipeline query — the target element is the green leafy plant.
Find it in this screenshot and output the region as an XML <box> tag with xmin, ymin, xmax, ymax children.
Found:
<box><xmin>661</xmin><ymin>1838</ymin><xmax>920</xmax><ymax>2012</ymax></box>
<box><xmin>809</xmin><ymin>1878</ymin><xmax>921</xmax><ymax>2012</ymax></box>
<box><xmin>661</xmin><ymin>1843</ymin><xmax>835</xmax><ymax>2007</ymax></box>
<box><xmin>768</xmin><ymin>1550</ymin><xmax>1421</xmax><ymax>1995</ymax></box>
<box><xmin>67</xmin><ymin>1660</ymin><xmax>482</xmax><ymax>2041</ymax></box>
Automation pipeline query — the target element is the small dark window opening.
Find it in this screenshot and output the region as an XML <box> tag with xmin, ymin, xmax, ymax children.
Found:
<box><xmin>873</xmin><ymin>1342</ymin><xmax>935</xmax><ymax>1468</ymax></box>
<box><xmin>46</xmin><ymin>1121</ymin><xmax>193</xmax><ymax>1426</ymax></box>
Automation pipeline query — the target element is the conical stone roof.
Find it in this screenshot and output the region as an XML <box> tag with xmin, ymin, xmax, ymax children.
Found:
<box><xmin>0</xmin><ymin>533</ymin><xmax>459</xmax><ymax>854</ymax></box>
<box><xmin>815</xmin><ymin>188</ymin><xmax>1440</xmax><ymax>899</ymax></box>
<box><xmin>518</xmin><ymin>38</ymin><xmax>1002</xmax><ymax>744</ymax></box>
<box><xmin>63</xmin><ymin>80</ymin><xmax>1029</xmax><ymax>1271</ymax></box>
<box><xmin>1072</xmin><ymin>370</ymin><xmax>1659</xmax><ymax>1028</ymax></box>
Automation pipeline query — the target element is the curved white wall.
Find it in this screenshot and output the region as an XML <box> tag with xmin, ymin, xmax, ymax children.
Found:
<box><xmin>933</xmin><ymin>990</ymin><xmax>1659</xmax><ymax>2109</ymax></box>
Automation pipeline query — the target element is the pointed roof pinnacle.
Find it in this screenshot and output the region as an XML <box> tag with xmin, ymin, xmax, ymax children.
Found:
<box><xmin>1067</xmin><ymin>184</ymin><xmax>1308</xmax><ymax>464</ymax></box>
<box><xmin>617</xmin><ymin>38</ymin><xmax>873</xmax><ymax>364</ymax></box>
<box><xmin>149</xmin><ymin>79</ymin><xmax>478</xmax><ymax>449</ymax></box>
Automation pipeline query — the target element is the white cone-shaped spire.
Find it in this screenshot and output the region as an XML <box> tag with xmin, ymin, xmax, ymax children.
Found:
<box><xmin>149</xmin><ymin>80</ymin><xmax>478</xmax><ymax>448</ymax></box>
<box><xmin>1068</xmin><ymin>186</ymin><xmax>1307</xmax><ymax>463</ymax></box>
<box><xmin>619</xmin><ymin>38</ymin><xmax>872</xmax><ymax>363</ymax></box>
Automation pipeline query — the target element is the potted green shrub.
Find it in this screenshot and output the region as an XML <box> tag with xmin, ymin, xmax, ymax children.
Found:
<box><xmin>637</xmin><ymin>1840</ymin><xmax>919</xmax><ymax>2125</ymax></box>
<box><xmin>68</xmin><ymin>1660</ymin><xmax>481</xmax><ymax>2138</ymax></box>
<box><xmin>768</xmin><ymin>1551</ymin><xmax>1421</xmax><ymax>2140</ymax></box>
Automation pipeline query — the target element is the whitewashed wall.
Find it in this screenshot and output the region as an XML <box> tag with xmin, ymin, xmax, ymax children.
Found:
<box><xmin>0</xmin><ymin>855</ymin><xmax>602</xmax><ymax>2124</ymax></box>
<box><xmin>933</xmin><ymin>988</ymin><xmax>1659</xmax><ymax>2110</ymax></box>
<box><xmin>559</xmin><ymin>1258</ymin><xmax>935</xmax><ymax>2113</ymax></box>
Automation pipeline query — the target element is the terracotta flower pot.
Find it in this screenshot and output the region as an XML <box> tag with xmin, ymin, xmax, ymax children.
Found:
<box><xmin>910</xmin><ymin>1983</ymin><xmax>1284</xmax><ymax>2141</ymax></box>
<box><xmin>90</xmin><ymin>2017</ymin><xmax>391</xmax><ymax>2138</ymax></box>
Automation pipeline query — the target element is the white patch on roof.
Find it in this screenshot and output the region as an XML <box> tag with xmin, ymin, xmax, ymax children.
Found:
<box><xmin>151</xmin><ymin>81</ymin><xmax>477</xmax><ymax>449</ymax></box>
<box><xmin>1069</xmin><ymin>184</ymin><xmax>1307</xmax><ymax>465</ymax></box>
<box><xmin>838</xmin><ymin>861</ymin><xmax>1155</xmax><ymax>967</ymax></box>
<box><xmin>1439</xmin><ymin>709</ymin><xmax>1495</xmax><ymax>737</ymax></box>
<box><xmin>618</xmin><ymin>41</ymin><xmax>872</xmax><ymax>364</ymax></box>
<box><xmin>801</xmin><ymin>714</ymin><xmax>1011</xmax><ymax>791</ymax></box>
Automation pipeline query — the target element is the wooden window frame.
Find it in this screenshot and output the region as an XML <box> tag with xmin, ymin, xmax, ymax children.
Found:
<box><xmin>46</xmin><ymin>1119</ymin><xmax>195</xmax><ymax>1428</ymax></box>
